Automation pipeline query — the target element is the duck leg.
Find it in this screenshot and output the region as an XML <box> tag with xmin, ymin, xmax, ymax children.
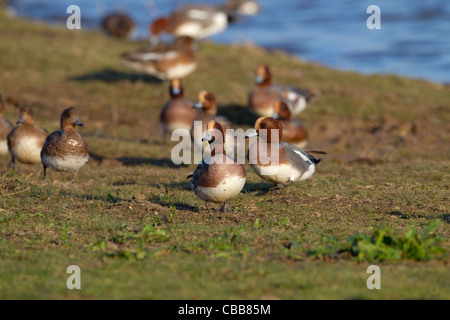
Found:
<box><xmin>219</xmin><ymin>202</ymin><xmax>231</xmax><ymax>212</ymax></box>
<box><xmin>205</xmin><ymin>202</ymin><xmax>213</xmax><ymax>214</ymax></box>
<box><xmin>10</xmin><ymin>156</ymin><xmax>18</xmax><ymax>173</ymax></box>
<box><xmin>269</xmin><ymin>180</ymin><xmax>294</xmax><ymax>194</ymax></box>
<box><xmin>42</xmin><ymin>165</ymin><xmax>48</xmax><ymax>181</ymax></box>
<box><xmin>72</xmin><ymin>170</ymin><xmax>79</xmax><ymax>184</ymax></box>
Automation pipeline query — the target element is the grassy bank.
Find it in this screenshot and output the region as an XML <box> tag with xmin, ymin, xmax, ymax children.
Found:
<box><xmin>0</xmin><ymin>6</ymin><xmax>449</xmax><ymax>299</ymax></box>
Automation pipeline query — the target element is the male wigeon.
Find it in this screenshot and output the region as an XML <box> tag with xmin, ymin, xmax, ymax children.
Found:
<box><xmin>245</xmin><ymin>117</ymin><xmax>321</xmax><ymax>193</ymax></box>
<box><xmin>7</xmin><ymin>106</ymin><xmax>48</xmax><ymax>172</ymax></box>
<box><xmin>101</xmin><ymin>12</ymin><xmax>135</xmax><ymax>39</ymax></box>
<box><xmin>149</xmin><ymin>4</ymin><xmax>228</xmax><ymax>41</ymax></box>
<box><xmin>248</xmin><ymin>64</ymin><xmax>315</xmax><ymax>117</ymax></box>
<box><xmin>121</xmin><ymin>36</ymin><xmax>197</xmax><ymax>80</ymax></box>
<box><xmin>190</xmin><ymin>91</ymin><xmax>233</xmax><ymax>154</ymax></box>
<box><xmin>0</xmin><ymin>95</ymin><xmax>14</xmax><ymax>156</ymax></box>
<box><xmin>41</xmin><ymin>107</ymin><xmax>89</xmax><ymax>183</ymax></box>
<box><xmin>160</xmin><ymin>78</ymin><xmax>199</xmax><ymax>141</ymax></box>
<box><xmin>272</xmin><ymin>101</ymin><xmax>308</xmax><ymax>148</ymax></box>
<box><xmin>189</xmin><ymin>120</ymin><xmax>246</xmax><ymax>213</ymax></box>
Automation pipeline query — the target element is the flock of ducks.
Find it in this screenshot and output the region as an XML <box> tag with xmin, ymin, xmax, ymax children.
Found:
<box><xmin>0</xmin><ymin>95</ymin><xmax>88</xmax><ymax>183</ymax></box>
<box><xmin>0</xmin><ymin>0</ymin><xmax>324</xmax><ymax>213</ymax></box>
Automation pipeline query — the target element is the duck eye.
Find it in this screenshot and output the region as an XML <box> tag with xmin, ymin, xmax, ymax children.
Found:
<box><xmin>261</xmin><ymin>123</ymin><xmax>267</xmax><ymax>128</ymax></box>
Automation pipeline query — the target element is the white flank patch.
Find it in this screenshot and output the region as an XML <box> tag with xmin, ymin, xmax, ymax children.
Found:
<box><xmin>163</xmin><ymin>122</ymin><xmax>192</xmax><ymax>132</ymax></box>
<box><xmin>166</xmin><ymin>62</ymin><xmax>197</xmax><ymax>79</ymax></box>
<box><xmin>290</xmin><ymin>96</ymin><xmax>307</xmax><ymax>115</ymax></box>
<box><xmin>139</xmin><ymin>51</ymin><xmax>179</xmax><ymax>61</ymax></box>
<box><xmin>251</xmin><ymin>163</ymin><xmax>301</xmax><ymax>185</ymax></box>
<box><xmin>292</xmin><ymin>149</ymin><xmax>316</xmax><ymax>180</ymax></box>
<box><xmin>0</xmin><ymin>140</ymin><xmax>8</xmax><ymax>155</ymax></box>
<box><xmin>11</xmin><ymin>137</ymin><xmax>43</xmax><ymax>164</ymax></box>
<box><xmin>42</xmin><ymin>155</ymin><xmax>88</xmax><ymax>173</ymax></box>
<box><xmin>186</xmin><ymin>9</ymin><xmax>210</xmax><ymax>20</ymax></box>
<box><xmin>195</xmin><ymin>174</ymin><xmax>246</xmax><ymax>203</ymax></box>
<box><xmin>175</xmin><ymin>22</ymin><xmax>202</xmax><ymax>37</ymax></box>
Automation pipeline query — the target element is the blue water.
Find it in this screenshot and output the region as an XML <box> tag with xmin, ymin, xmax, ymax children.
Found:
<box><xmin>7</xmin><ymin>0</ymin><xmax>450</xmax><ymax>83</ymax></box>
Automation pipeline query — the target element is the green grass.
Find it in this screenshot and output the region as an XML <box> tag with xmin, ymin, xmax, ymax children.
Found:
<box><xmin>0</xmin><ymin>6</ymin><xmax>449</xmax><ymax>299</ymax></box>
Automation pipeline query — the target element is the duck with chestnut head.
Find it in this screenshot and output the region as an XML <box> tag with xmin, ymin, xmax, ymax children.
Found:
<box><xmin>246</xmin><ymin>116</ymin><xmax>321</xmax><ymax>193</ymax></box>
<box><xmin>189</xmin><ymin>120</ymin><xmax>246</xmax><ymax>213</ymax></box>
<box><xmin>249</xmin><ymin>64</ymin><xmax>315</xmax><ymax>117</ymax></box>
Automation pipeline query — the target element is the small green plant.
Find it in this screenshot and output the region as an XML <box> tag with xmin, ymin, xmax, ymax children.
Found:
<box><xmin>306</xmin><ymin>220</ymin><xmax>446</xmax><ymax>262</ymax></box>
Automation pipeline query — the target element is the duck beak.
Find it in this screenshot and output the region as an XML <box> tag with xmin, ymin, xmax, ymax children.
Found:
<box><xmin>255</xmin><ymin>75</ymin><xmax>264</xmax><ymax>84</ymax></box>
<box><xmin>202</xmin><ymin>131</ymin><xmax>212</xmax><ymax>142</ymax></box>
<box><xmin>74</xmin><ymin>119</ymin><xmax>84</xmax><ymax>127</ymax></box>
<box><xmin>245</xmin><ymin>129</ymin><xmax>258</xmax><ymax>138</ymax></box>
<box><xmin>16</xmin><ymin>116</ymin><xmax>24</xmax><ymax>125</ymax></box>
<box><xmin>193</xmin><ymin>102</ymin><xmax>203</xmax><ymax>109</ymax></box>
<box><xmin>171</xmin><ymin>86</ymin><xmax>181</xmax><ymax>96</ymax></box>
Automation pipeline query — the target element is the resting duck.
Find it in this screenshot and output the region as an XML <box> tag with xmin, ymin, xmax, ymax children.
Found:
<box><xmin>272</xmin><ymin>101</ymin><xmax>308</xmax><ymax>148</ymax></box>
<box><xmin>41</xmin><ymin>107</ymin><xmax>89</xmax><ymax>183</ymax></box>
<box><xmin>149</xmin><ymin>4</ymin><xmax>228</xmax><ymax>42</ymax></box>
<box><xmin>101</xmin><ymin>12</ymin><xmax>135</xmax><ymax>39</ymax></box>
<box><xmin>248</xmin><ymin>64</ymin><xmax>314</xmax><ymax>117</ymax></box>
<box><xmin>121</xmin><ymin>36</ymin><xmax>197</xmax><ymax>80</ymax></box>
<box><xmin>221</xmin><ymin>0</ymin><xmax>260</xmax><ymax>22</ymax></box>
<box><xmin>190</xmin><ymin>91</ymin><xmax>233</xmax><ymax>155</ymax></box>
<box><xmin>245</xmin><ymin>117</ymin><xmax>321</xmax><ymax>193</ymax></box>
<box><xmin>189</xmin><ymin>120</ymin><xmax>246</xmax><ymax>213</ymax></box>
<box><xmin>7</xmin><ymin>106</ymin><xmax>48</xmax><ymax>172</ymax></box>
<box><xmin>160</xmin><ymin>78</ymin><xmax>199</xmax><ymax>141</ymax></box>
<box><xmin>0</xmin><ymin>95</ymin><xmax>13</xmax><ymax>156</ymax></box>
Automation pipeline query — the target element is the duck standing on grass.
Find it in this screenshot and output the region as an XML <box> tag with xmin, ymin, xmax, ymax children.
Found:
<box><xmin>249</xmin><ymin>64</ymin><xmax>315</xmax><ymax>117</ymax></box>
<box><xmin>272</xmin><ymin>101</ymin><xmax>308</xmax><ymax>148</ymax></box>
<box><xmin>7</xmin><ymin>106</ymin><xmax>48</xmax><ymax>173</ymax></box>
<box><xmin>0</xmin><ymin>95</ymin><xmax>13</xmax><ymax>156</ymax></box>
<box><xmin>121</xmin><ymin>36</ymin><xmax>197</xmax><ymax>80</ymax></box>
<box><xmin>160</xmin><ymin>78</ymin><xmax>199</xmax><ymax>142</ymax></box>
<box><xmin>245</xmin><ymin>117</ymin><xmax>321</xmax><ymax>194</ymax></box>
<box><xmin>41</xmin><ymin>107</ymin><xmax>89</xmax><ymax>183</ymax></box>
<box><xmin>189</xmin><ymin>120</ymin><xmax>246</xmax><ymax>214</ymax></box>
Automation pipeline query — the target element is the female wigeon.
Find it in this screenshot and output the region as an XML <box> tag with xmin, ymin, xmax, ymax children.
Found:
<box><xmin>272</xmin><ymin>101</ymin><xmax>308</xmax><ymax>148</ymax></box>
<box><xmin>101</xmin><ymin>12</ymin><xmax>135</xmax><ymax>39</ymax></box>
<box><xmin>121</xmin><ymin>36</ymin><xmax>197</xmax><ymax>80</ymax></box>
<box><xmin>248</xmin><ymin>64</ymin><xmax>314</xmax><ymax>117</ymax></box>
<box><xmin>150</xmin><ymin>4</ymin><xmax>228</xmax><ymax>41</ymax></box>
<box><xmin>0</xmin><ymin>95</ymin><xmax>14</xmax><ymax>156</ymax></box>
<box><xmin>190</xmin><ymin>91</ymin><xmax>233</xmax><ymax>154</ymax></box>
<box><xmin>189</xmin><ymin>120</ymin><xmax>246</xmax><ymax>213</ymax></box>
<box><xmin>41</xmin><ymin>107</ymin><xmax>89</xmax><ymax>183</ymax></box>
<box><xmin>245</xmin><ymin>117</ymin><xmax>321</xmax><ymax>193</ymax></box>
<box><xmin>7</xmin><ymin>106</ymin><xmax>48</xmax><ymax>172</ymax></box>
<box><xmin>160</xmin><ymin>78</ymin><xmax>199</xmax><ymax>141</ymax></box>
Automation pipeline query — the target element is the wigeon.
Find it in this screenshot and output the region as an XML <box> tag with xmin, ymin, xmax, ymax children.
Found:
<box><xmin>248</xmin><ymin>64</ymin><xmax>315</xmax><ymax>117</ymax></box>
<box><xmin>41</xmin><ymin>107</ymin><xmax>89</xmax><ymax>183</ymax></box>
<box><xmin>222</xmin><ymin>0</ymin><xmax>260</xmax><ymax>21</ymax></box>
<box><xmin>245</xmin><ymin>117</ymin><xmax>321</xmax><ymax>193</ymax></box>
<box><xmin>0</xmin><ymin>95</ymin><xmax>14</xmax><ymax>156</ymax></box>
<box><xmin>189</xmin><ymin>120</ymin><xmax>246</xmax><ymax>213</ymax></box>
<box><xmin>7</xmin><ymin>106</ymin><xmax>48</xmax><ymax>172</ymax></box>
<box><xmin>160</xmin><ymin>78</ymin><xmax>199</xmax><ymax>141</ymax></box>
<box><xmin>190</xmin><ymin>91</ymin><xmax>233</xmax><ymax>154</ymax></box>
<box><xmin>149</xmin><ymin>4</ymin><xmax>228</xmax><ymax>41</ymax></box>
<box><xmin>101</xmin><ymin>12</ymin><xmax>135</xmax><ymax>39</ymax></box>
<box><xmin>272</xmin><ymin>101</ymin><xmax>308</xmax><ymax>148</ymax></box>
<box><xmin>121</xmin><ymin>36</ymin><xmax>197</xmax><ymax>80</ymax></box>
